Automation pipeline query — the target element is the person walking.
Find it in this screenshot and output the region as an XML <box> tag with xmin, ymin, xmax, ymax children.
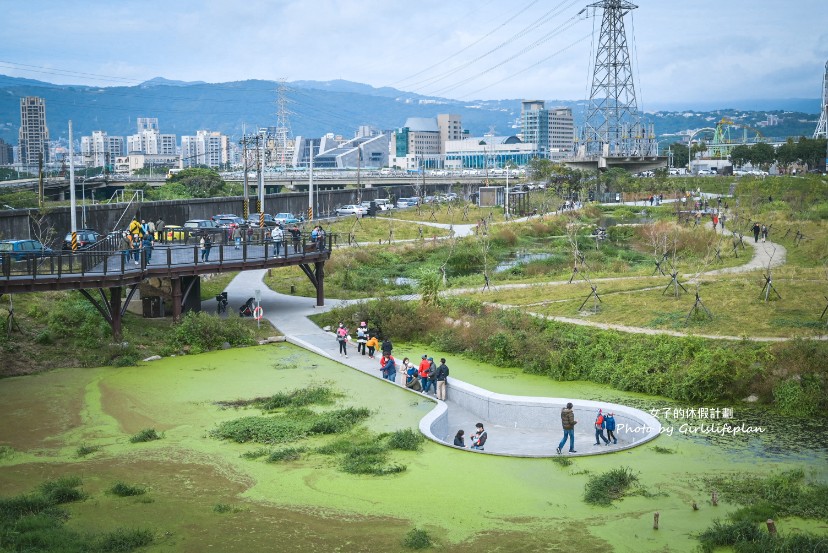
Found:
<box><xmin>365</xmin><ymin>334</ymin><xmax>378</xmax><ymax>359</ymax></box>
<box><xmin>356</xmin><ymin>322</ymin><xmax>368</xmax><ymax>355</ymax></box>
<box><xmin>155</xmin><ymin>217</ymin><xmax>165</xmax><ymax>243</ymax></box>
<box><xmin>470</xmin><ymin>423</ymin><xmax>487</xmax><ymax>450</ymax></box>
<box><xmin>605</xmin><ymin>412</ymin><xmax>617</xmax><ymax>444</ymax></box>
<box><xmin>142</xmin><ymin>233</ymin><xmax>154</xmax><ymax>264</ymax></box>
<box><xmin>121</xmin><ymin>232</ymin><xmax>133</xmax><ymax>265</ymax></box>
<box><xmin>761</xmin><ymin>224</ymin><xmax>768</xmax><ymax>243</ymax></box>
<box><xmin>132</xmin><ymin>232</ymin><xmax>142</xmax><ymax>265</ymax></box>
<box><xmin>271</xmin><ymin>225</ymin><xmax>284</xmax><ymax>257</ymax></box>
<box><xmin>418</xmin><ymin>355</ymin><xmax>431</xmax><ymax>394</ymax></box>
<box><xmin>453</xmin><ymin>430</ymin><xmax>465</xmax><ymax>448</ymax></box>
<box><xmin>381</xmin><ymin>337</ymin><xmax>393</xmax><ymax>357</ymax></box>
<box><xmin>232</xmin><ymin>225</ymin><xmax>242</xmax><ymax>250</ymax></box>
<box><xmin>435</xmin><ymin>358</ymin><xmax>449</xmax><ymax>401</ymax></box>
<box><xmin>129</xmin><ymin>216</ymin><xmax>144</xmax><ymax>239</ymax></box>
<box><xmin>289</xmin><ymin>224</ymin><xmax>301</xmax><ymax>253</ymax></box>
<box><xmin>752</xmin><ymin>222</ymin><xmax>761</xmax><ymax>243</ymax></box>
<box><xmin>556</xmin><ymin>402</ymin><xmax>578</xmax><ymax>454</ymax></box>
<box><xmin>335</xmin><ymin>323</ymin><xmax>349</xmax><ymax>357</ymax></box>
<box><xmin>594</xmin><ymin>409</ymin><xmax>610</xmax><ymax>446</ymax></box>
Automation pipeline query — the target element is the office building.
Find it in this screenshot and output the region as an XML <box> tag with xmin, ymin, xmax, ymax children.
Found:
<box><xmin>445</xmin><ymin>134</ymin><xmax>539</xmax><ymax>169</ymax></box>
<box><xmin>80</xmin><ymin>131</ymin><xmax>124</xmax><ymax>167</ymax></box>
<box><xmin>18</xmin><ymin>96</ymin><xmax>50</xmax><ymax>166</ymax></box>
<box><xmin>521</xmin><ymin>101</ymin><xmax>575</xmax><ymax>161</ymax></box>
<box><xmin>0</xmin><ymin>138</ymin><xmax>13</xmax><ymax>165</ymax></box>
<box><xmin>180</xmin><ymin>130</ymin><xmax>230</xmax><ymax>168</ymax></box>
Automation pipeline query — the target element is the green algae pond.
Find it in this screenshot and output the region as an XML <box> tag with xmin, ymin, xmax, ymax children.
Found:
<box><xmin>0</xmin><ymin>343</ymin><xmax>826</xmax><ymax>552</ymax></box>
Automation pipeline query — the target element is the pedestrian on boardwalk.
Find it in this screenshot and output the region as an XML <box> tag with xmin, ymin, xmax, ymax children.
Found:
<box><xmin>453</xmin><ymin>430</ymin><xmax>465</xmax><ymax>448</ymax></box>
<box><xmin>556</xmin><ymin>402</ymin><xmax>578</xmax><ymax>454</ymax></box>
<box><xmin>147</xmin><ymin>220</ymin><xmax>156</xmax><ymax>240</ymax></box>
<box><xmin>380</xmin><ymin>354</ymin><xmax>397</xmax><ymax>382</ymax></box>
<box><xmin>470</xmin><ymin>423</ymin><xmax>487</xmax><ymax>450</ymax></box>
<box><xmin>129</xmin><ymin>217</ymin><xmax>143</xmax><ymax>237</ymax></box>
<box><xmin>289</xmin><ymin>224</ymin><xmax>301</xmax><ymax>253</ymax></box>
<box><xmin>426</xmin><ymin>357</ymin><xmax>438</xmax><ymax>396</ymax></box>
<box><xmin>365</xmin><ymin>334</ymin><xmax>378</xmax><ymax>359</ymax></box>
<box><xmin>132</xmin><ymin>233</ymin><xmax>142</xmax><ymax>264</ymax></box>
<box><xmin>271</xmin><ymin>225</ymin><xmax>284</xmax><ymax>257</ymax></box>
<box><xmin>605</xmin><ymin>412</ymin><xmax>617</xmax><ymax>444</ymax></box>
<box><xmin>155</xmin><ymin>218</ymin><xmax>165</xmax><ymax>242</ymax></box>
<box><xmin>403</xmin><ymin>358</ymin><xmax>422</xmax><ymax>391</ymax></box>
<box><xmin>356</xmin><ymin>322</ymin><xmax>368</xmax><ymax>355</ymax></box>
<box><xmin>418</xmin><ymin>355</ymin><xmax>431</xmax><ymax>394</ymax></box>
<box><xmin>335</xmin><ymin>323</ymin><xmax>349</xmax><ymax>357</ymax></box>
<box><xmin>121</xmin><ymin>232</ymin><xmax>133</xmax><ymax>265</ymax></box>
<box><xmin>435</xmin><ymin>358</ymin><xmax>449</xmax><ymax>400</ymax></box>
<box><xmin>200</xmin><ymin>233</ymin><xmax>212</xmax><ymax>261</ymax></box>
<box><xmin>594</xmin><ymin>409</ymin><xmax>610</xmax><ymax>445</ymax></box>
<box><xmin>232</xmin><ymin>225</ymin><xmax>242</xmax><ymax>250</ymax></box>
<box><xmin>381</xmin><ymin>337</ymin><xmax>393</xmax><ymax>357</ymax></box>
<box><xmin>142</xmin><ymin>233</ymin><xmax>154</xmax><ymax>264</ymax></box>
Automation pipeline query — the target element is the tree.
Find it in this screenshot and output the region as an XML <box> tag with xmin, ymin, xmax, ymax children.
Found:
<box><xmin>729</xmin><ymin>145</ymin><xmax>752</xmax><ymax>168</ymax></box>
<box><xmin>775</xmin><ymin>139</ymin><xmax>799</xmax><ymax>171</ymax></box>
<box><xmin>749</xmin><ymin>143</ymin><xmax>775</xmax><ymax>170</ymax></box>
<box><xmin>670</xmin><ymin>142</ymin><xmax>689</xmax><ymax>168</ymax></box>
<box><xmin>797</xmin><ymin>136</ymin><xmax>828</xmax><ymax>170</ymax></box>
<box><xmin>168</xmin><ymin>168</ymin><xmax>225</xmax><ymax>198</ymax></box>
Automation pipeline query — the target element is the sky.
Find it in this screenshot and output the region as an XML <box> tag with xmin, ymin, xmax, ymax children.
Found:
<box><xmin>2</xmin><ymin>0</ymin><xmax>827</xmax><ymax>108</ymax></box>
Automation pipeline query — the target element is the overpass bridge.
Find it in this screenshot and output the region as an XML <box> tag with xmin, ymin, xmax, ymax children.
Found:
<box><xmin>1</xmin><ymin>231</ymin><xmax>333</xmax><ymax>338</ymax></box>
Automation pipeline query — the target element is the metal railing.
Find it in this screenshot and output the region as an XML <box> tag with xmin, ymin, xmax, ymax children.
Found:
<box><xmin>1</xmin><ymin>232</ymin><xmax>335</xmax><ymax>283</ymax></box>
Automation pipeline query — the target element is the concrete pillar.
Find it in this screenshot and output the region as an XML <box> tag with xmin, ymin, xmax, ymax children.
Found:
<box><xmin>315</xmin><ymin>261</ymin><xmax>324</xmax><ymax>307</ymax></box>
<box><xmin>172</xmin><ymin>277</ymin><xmax>182</xmax><ymax>322</ymax></box>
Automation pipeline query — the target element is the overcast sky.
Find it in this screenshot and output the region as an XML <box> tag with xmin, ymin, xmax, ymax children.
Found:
<box><xmin>2</xmin><ymin>0</ymin><xmax>827</xmax><ymax>107</ymax></box>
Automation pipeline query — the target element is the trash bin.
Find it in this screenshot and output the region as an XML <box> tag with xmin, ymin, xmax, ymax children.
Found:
<box><xmin>142</xmin><ymin>296</ymin><xmax>165</xmax><ymax>318</ymax></box>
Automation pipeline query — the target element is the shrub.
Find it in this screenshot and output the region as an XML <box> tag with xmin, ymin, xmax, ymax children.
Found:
<box><xmin>129</xmin><ymin>428</ymin><xmax>161</xmax><ymax>443</ymax></box>
<box><xmin>109</xmin><ymin>482</ymin><xmax>146</xmax><ymax>497</ymax></box>
<box><xmin>76</xmin><ymin>444</ymin><xmax>100</xmax><ymax>457</ymax></box>
<box><xmin>308</xmin><ymin>407</ymin><xmax>371</xmax><ymax>434</ymax></box>
<box><xmin>256</xmin><ymin>386</ymin><xmax>336</xmax><ymax>410</ymax></box>
<box><xmin>402</xmin><ymin>527</ymin><xmax>433</xmax><ymax>549</ymax></box>
<box><xmin>386</xmin><ymin>429</ymin><xmax>425</xmax><ymax>451</ymax></box>
<box><xmin>773</xmin><ymin>377</ymin><xmax>822</xmax><ymax>417</ymax></box>
<box><xmin>266</xmin><ymin>447</ymin><xmax>305</xmax><ymax>462</ymax></box>
<box><xmin>39</xmin><ymin>476</ymin><xmax>85</xmax><ymax>504</ymax></box>
<box><xmin>583</xmin><ymin>467</ymin><xmax>638</xmax><ymax>505</ymax></box>
<box><xmin>341</xmin><ymin>445</ymin><xmax>406</xmax><ymax>476</ymax></box>
<box><xmin>96</xmin><ymin>528</ymin><xmax>154</xmax><ymax>552</ymax></box>
<box><xmin>698</xmin><ymin>519</ymin><xmax>763</xmax><ymax>552</ymax></box>
<box><xmin>169</xmin><ymin>311</ymin><xmax>256</xmax><ymax>354</ymax></box>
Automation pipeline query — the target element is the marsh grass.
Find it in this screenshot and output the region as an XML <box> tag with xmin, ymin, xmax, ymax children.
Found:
<box><xmin>340</xmin><ymin>444</ymin><xmax>406</xmax><ymax>476</ymax></box>
<box><xmin>213</xmin><ymin>503</ymin><xmax>246</xmax><ymax>514</ymax></box>
<box><xmin>266</xmin><ymin>447</ymin><xmax>306</xmax><ymax>462</ymax></box>
<box><xmin>216</xmin><ymin>385</ymin><xmax>338</xmax><ymax>410</ymax></box>
<box><xmin>583</xmin><ymin>467</ymin><xmax>639</xmax><ymax>506</ymax></box>
<box><xmin>240</xmin><ymin>447</ymin><xmax>270</xmax><ymax>459</ymax></box>
<box><xmin>697</xmin><ymin>519</ymin><xmax>828</xmax><ymax>553</ymax></box>
<box><xmin>653</xmin><ymin>446</ymin><xmax>675</xmax><ymax>454</ymax></box>
<box><xmin>0</xmin><ymin>476</ymin><xmax>153</xmax><ymax>552</ymax></box>
<box><xmin>76</xmin><ymin>444</ymin><xmax>101</xmax><ymax>457</ymax></box>
<box><xmin>551</xmin><ymin>456</ymin><xmax>573</xmax><ymax>467</ymax></box>
<box><xmin>402</xmin><ymin>527</ymin><xmax>434</xmax><ymax>549</ymax></box>
<box><xmin>212</xmin><ymin>407</ymin><xmax>371</xmax><ymax>444</ymax></box>
<box><xmin>0</xmin><ymin>445</ymin><xmax>14</xmax><ymax>460</ymax></box>
<box><xmin>129</xmin><ymin>428</ymin><xmax>161</xmax><ymax>443</ymax></box>
<box><xmin>108</xmin><ymin>482</ymin><xmax>146</xmax><ymax>497</ymax></box>
<box><xmin>385</xmin><ymin>428</ymin><xmax>425</xmax><ymax>451</ymax></box>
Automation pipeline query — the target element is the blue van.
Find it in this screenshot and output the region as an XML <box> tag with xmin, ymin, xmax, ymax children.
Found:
<box><xmin>0</xmin><ymin>239</ymin><xmax>53</xmax><ymax>262</ymax></box>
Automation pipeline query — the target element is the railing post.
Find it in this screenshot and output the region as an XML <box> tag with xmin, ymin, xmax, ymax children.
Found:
<box><xmin>219</xmin><ymin>244</ymin><xmax>224</xmax><ymax>265</ymax></box>
<box><xmin>167</xmin><ymin>247</ymin><xmax>172</xmax><ymax>269</ymax></box>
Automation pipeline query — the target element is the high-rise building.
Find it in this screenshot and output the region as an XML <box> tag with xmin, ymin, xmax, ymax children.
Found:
<box><xmin>18</xmin><ymin>96</ymin><xmax>50</xmax><ymax>167</ymax></box>
<box><xmin>0</xmin><ymin>138</ymin><xmax>13</xmax><ymax>165</ymax></box>
<box><xmin>127</xmin><ymin>120</ymin><xmax>176</xmax><ymax>156</ymax></box>
<box><xmin>81</xmin><ymin>131</ymin><xmax>124</xmax><ymax>167</ymax></box>
<box><xmin>136</xmin><ymin>117</ymin><xmax>159</xmax><ymax>132</ymax></box>
<box><xmin>521</xmin><ymin>101</ymin><xmax>575</xmax><ymax>161</ymax></box>
<box><xmin>437</xmin><ymin>114</ymin><xmax>463</xmax><ymax>155</ymax></box>
<box><xmin>180</xmin><ymin>130</ymin><xmax>229</xmax><ymax>168</ymax></box>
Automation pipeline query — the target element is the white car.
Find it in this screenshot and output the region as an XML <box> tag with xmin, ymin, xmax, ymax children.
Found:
<box><xmin>336</xmin><ymin>204</ymin><xmax>366</xmax><ymax>216</ymax></box>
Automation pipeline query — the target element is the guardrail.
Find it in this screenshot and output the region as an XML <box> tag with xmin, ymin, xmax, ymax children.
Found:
<box><xmin>1</xmin><ymin>232</ymin><xmax>335</xmax><ymax>283</ymax></box>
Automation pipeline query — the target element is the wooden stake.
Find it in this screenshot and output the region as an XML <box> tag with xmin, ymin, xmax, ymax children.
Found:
<box><xmin>653</xmin><ymin>512</ymin><xmax>660</xmax><ymax>530</ymax></box>
<box><xmin>766</xmin><ymin>519</ymin><xmax>777</xmax><ymax>535</ymax></box>
<box><xmin>711</xmin><ymin>491</ymin><xmax>718</xmax><ymax>506</ymax></box>
<box><xmin>692</xmin><ymin>501</ymin><xmax>699</xmax><ymax>511</ymax></box>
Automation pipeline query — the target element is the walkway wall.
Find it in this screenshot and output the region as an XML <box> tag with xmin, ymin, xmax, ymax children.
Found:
<box><xmin>420</xmin><ymin>377</ymin><xmax>662</xmax><ymax>457</ymax></box>
<box><xmin>0</xmin><ymin>183</ymin><xmax>455</xmax><ymax>244</ymax></box>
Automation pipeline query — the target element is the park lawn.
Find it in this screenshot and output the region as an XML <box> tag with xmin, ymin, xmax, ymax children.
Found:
<box><xmin>324</xmin><ymin>215</ymin><xmax>450</xmax><ymax>243</ymax></box>
<box><xmin>476</xmin><ymin>273</ymin><xmax>826</xmax><ymax>338</ymax></box>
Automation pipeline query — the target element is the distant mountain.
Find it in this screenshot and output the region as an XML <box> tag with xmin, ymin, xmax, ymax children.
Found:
<box><xmin>0</xmin><ymin>74</ymin><xmax>820</xmax><ymax>146</ymax></box>
<box><xmin>139</xmin><ymin>77</ymin><xmax>207</xmax><ymax>88</ymax></box>
<box><xmin>647</xmin><ymin>98</ymin><xmax>821</xmax><ymax>114</ymax></box>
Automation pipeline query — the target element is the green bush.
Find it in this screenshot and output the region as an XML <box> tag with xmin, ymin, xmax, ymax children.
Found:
<box><xmin>169</xmin><ymin>311</ymin><xmax>255</xmax><ymax>354</ymax></box>
<box><xmin>76</xmin><ymin>444</ymin><xmax>100</xmax><ymax>457</ymax></box>
<box><xmin>108</xmin><ymin>482</ymin><xmax>146</xmax><ymax>497</ymax></box>
<box><xmin>96</xmin><ymin>528</ymin><xmax>154</xmax><ymax>552</ymax></box>
<box><xmin>266</xmin><ymin>447</ymin><xmax>306</xmax><ymax>462</ymax></box>
<box><xmin>773</xmin><ymin>377</ymin><xmax>822</xmax><ymax>417</ymax></box>
<box><xmin>386</xmin><ymin>429</ymin><xmax>425</xmax><ymax>451</ymax></box>
<box><xmin>129</xmin><ymin>428</ymin><xmax>161</xmax><ymax>443</ymax></box>
<box><xmin>39</xmin><ymin>476</ymin><xmax>85</xmax><ymax>504</ymax></box>
<box><xmin>402</xmin><ymin>527</ymin><xmax>433</xmax><ymax>549</ymax></box>
<box><xmin>47</xmin><ymin>294</ymin><xmax>110</xmax><ymax>350</ymax></box>
<box><xmin>583</xmin><ymin>466</ymin><xmax>638</xmax><ymax>506</ymax></box>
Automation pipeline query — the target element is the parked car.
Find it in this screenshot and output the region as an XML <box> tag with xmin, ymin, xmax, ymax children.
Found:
<box><xmin>246</xmin><ymin>213</ymin><xmax>278</xmax><ymax>227</ymax></box>
<box><xmin>183</xmin><ymin>219</ymin><xmax>224</xmax><ymax>236</ymax></box>
<box><xmin>62</xmin><ymin>229</ymin><xmax>103</xmax><ymax>251</ymax></box>
<box><xmin>210</xmin><ymin>213</ymin><xmax>240</xmax><ymax>223</ymax></box>
<box><xmin>373</xmin><ymin>198</ymin><xmax>394</xmax><ymax>210</ymax></box>
<box><xmin>214</xmin><ymin>216</ymin><xmax>245</xmax><ymax>228</ymax></box>
<box><xmin>0</xmin><ymin>239</ymin><xmax>53</xmax><ymax>262</ymax></box>
<box><xmin>273</xmin><ymin>212</ymin><xmax>301</xmax><ymax>225</ymax></box>
<box><xmin>336</xmin><ymin>204</ymin><xmax>366</xmax><ymax>216</ymax></box>
<box><xmin>396</xmin><ymin>197</ymin><xmax>418</xmax><ymax>208</ymax></box>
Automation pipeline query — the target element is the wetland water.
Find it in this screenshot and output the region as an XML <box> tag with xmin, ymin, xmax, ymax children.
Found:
<box><xmin>0</xmin><ymin>344</ymin><xmax>825</xmax><ymax>552</ymax></box>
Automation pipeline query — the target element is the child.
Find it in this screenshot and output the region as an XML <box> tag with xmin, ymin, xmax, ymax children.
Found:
<box><xmin>335</xmin><ymin>323</ymin><xmax>349</xmax><ymax>357</ymax></box>
<box><xmin>356</xmin><ymin>322</ymin><xmax>368</xmax><ymax>355</ymax></box>
<box><xmin>365</xmin><ymin>334</ymin><xmax>378</xmax><ymax>359</ymax></box>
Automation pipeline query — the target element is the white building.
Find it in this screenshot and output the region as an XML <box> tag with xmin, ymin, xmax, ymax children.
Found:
<box><xmin>180</xmin><ymin>130</ymin><xmax>230</xmax><ymax>168</ymax></box>
<box><xmin>445</xmin><ymin>134</ymin><xmax>539</xmax><ymax>169</ymax></box>
<box><xmin>80</xmin><ymin>131</ymin><xmax>124</xmax><ymax>167</ymax></box>
<box><xmin>521</xmin><ymin>101</ymin><xmax>575</xmax><ymax>161</ymax></box>
<box><xmin>19</xmin><ymin>96</ymin><xmax>50</xmax><ymax>166</ymax></box>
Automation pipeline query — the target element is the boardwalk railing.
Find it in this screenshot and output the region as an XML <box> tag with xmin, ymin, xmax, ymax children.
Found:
<box><xmin>1</xmin><ymin>232</ymin><xmax>335</xmax><ymax>284</ymax></box>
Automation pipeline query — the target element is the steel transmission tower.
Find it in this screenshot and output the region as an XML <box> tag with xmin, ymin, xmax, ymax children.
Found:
<box><xmin>580</xmin><ymin>0</ymin><xmax>655</xmax><ymax>157</ymax></box>
<box><xmin>273</xmin><ymin>78</ymin><xmax>293</xmax><ymax>168</ymax></box>
<box><xmin>814</xmin><ymin>60</ymin><xmax>828</xmax><ymax>139</ymax></box>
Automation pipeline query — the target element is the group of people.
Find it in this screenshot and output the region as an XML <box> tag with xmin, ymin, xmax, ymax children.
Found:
<box><xmin>122</xmin><ymin>216</ymin><xmax>157</xmax><ymax>265</ymax></box>
<box><xmin>752</xmin><ymin>222</ymin><xmax>769</xmax><ymax>243</ymax></box>
<box><xmin>555</xmin><ymin>403</ymin><xmax>617</xmax><ymax>454</ymax></box>
<box><xmin>398</xmin><ymin>355</ymin><xmax>449</xmax><ymax>400</ymax></box>
<box><xmin>310</xmin><ymin>226</ymin><xmax>327</xmax><ymax>250</ymax></box>
<box><xmin>453</xmin><ymin>423</ymin><xmax>487</xmax><ymax>450</ymax></box>
<box><xmin>267</xmin><ymin>223</ymin><xmax>303</xmax><ymax>257</ymax></box>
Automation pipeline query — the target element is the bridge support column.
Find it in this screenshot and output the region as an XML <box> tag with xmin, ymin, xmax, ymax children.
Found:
<box><xmin>298</xmin><ymin>261</ymin><xmax>326</xmax><ymax>307</ymax></box>
<box><xmin>78</xmin><ymin>284</ymin><xmax>139</xmax><ymax>340</ymax></box>
<box><xmin>171</xmin><ymin>277</ymin><xmax>182</xmax><ymax>322</ymax></box>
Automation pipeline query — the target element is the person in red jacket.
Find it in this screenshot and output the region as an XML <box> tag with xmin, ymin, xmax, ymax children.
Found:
<box><xmin>418</xmin><ymin>355</ymin><xmax>431</xmax><ymax>394</ymax></box>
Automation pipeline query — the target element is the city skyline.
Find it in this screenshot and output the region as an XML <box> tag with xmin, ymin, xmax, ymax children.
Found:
<box><xmin>2</xmin><ymin>1</ymin><xmax>827</xmax><ymax>108</ymax></box>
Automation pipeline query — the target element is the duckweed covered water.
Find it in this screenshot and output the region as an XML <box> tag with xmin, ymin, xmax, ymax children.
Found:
<box><xmin>0</xmin><ymin>343</ymin><xmax>825</xmax><ymax>552</ymax></box>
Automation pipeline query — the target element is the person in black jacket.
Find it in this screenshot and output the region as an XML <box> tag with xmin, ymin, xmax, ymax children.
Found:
<box><xmin>453</xmin><ymin>429</ymin><xmax>465</xmax><ymax>448</ymax></box>
<box><xmin>435</xmin><ymin>358</ymin><xmax>449</xmax><ymax>400</ymax></box>
<box><xmin>381</xmin><ymin>337</ymin><xmax>393</xmax><ymax>357</ymax></box>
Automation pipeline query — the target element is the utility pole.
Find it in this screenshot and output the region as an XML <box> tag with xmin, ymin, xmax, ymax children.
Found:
<box><xmin>308</xmin><ymin>140</ymin><xmax>314</xmax><ymax>221</ymax></box>
<box><xmin>259</xmin><ymin>130</ymin><xmax>266</xmax><ymax>228</ymax></box>
<box><xmin>241</xmin><ymin>130</ymin><xmax>249</xmax><ymax>220</ymax></box>
<box><xmin>68</xmin><ymin>121</ymin><xmax>77</xmax><ymax>250</ymax></box>
<box><xmin>37</xmin><ymin>153</ymin><xmax>44</xmax><ymax>208</ymax></box>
